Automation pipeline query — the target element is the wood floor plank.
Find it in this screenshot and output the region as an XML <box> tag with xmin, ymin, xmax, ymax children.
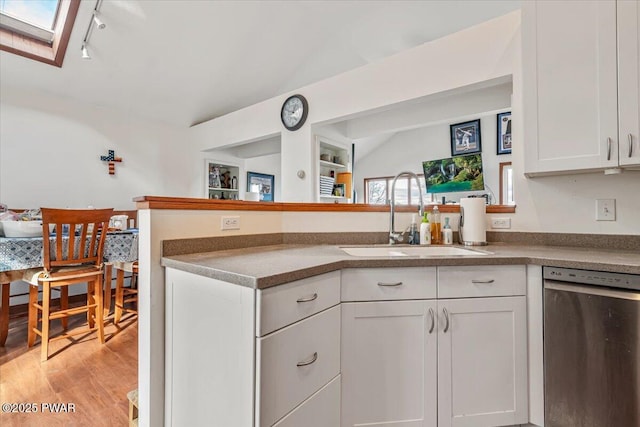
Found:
<box><xmin>0</xmin><ymin>313</ymin><xmax>137</xmax><ymax>426</ymax></box>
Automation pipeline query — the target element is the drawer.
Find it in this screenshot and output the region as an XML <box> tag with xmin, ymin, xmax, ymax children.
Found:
<box><xmin>272</xmin><ymin>375</ymin><xmax>340</xmax><ymax>427</ymax></box>
<box><xmin>256</xmin><ymin>305</ymin><xmax>341</xmax><ymax>427</ymax></box>
<box><xmin>437</xmin><ymin>265</ymin><xmax>526</xmax><ymax>298</ymax></box>
<box><xmin>257</xmin><ymin>271</ymin><xmax>340</xmax><ymax>336</ymax></box>
<box><xmin>341</xmin><ymin>267</ymin><xmax>437</xmax><ymax>302</ymax></box>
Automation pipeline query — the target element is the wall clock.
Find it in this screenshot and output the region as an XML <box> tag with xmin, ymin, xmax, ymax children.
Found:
<box><xmin>281</xmin><ymin>94</ymin><xmax>308</xmax><ymax>131</ymax></box>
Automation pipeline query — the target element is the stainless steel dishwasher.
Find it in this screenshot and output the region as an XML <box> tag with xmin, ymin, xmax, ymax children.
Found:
<box><xmin>543</xmin><ymin>266</ymin><xmax>640</xmax><ymax>427</ymax></box>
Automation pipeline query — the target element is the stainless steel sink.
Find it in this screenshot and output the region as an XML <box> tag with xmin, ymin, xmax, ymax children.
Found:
<box><xmin>339</xmin><ymin>245</ymin><xmax>489</xmax><ymax>257</ymax></box>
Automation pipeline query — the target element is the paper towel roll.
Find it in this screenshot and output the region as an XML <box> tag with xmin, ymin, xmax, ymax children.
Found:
<box><xmin>459</xmin><ymin>198</ymin><xmax>487</xmax><ymax>245</ymax></box>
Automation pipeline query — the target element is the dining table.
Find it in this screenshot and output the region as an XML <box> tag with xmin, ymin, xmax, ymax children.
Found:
<box><xmin>0</xmin><ymin>230</ymin><xmax>138</xmax><ymax>346</ymax></box>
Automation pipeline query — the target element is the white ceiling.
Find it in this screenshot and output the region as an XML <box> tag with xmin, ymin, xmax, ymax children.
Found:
<box><xmin>0</xmin><ymin>0</ymin><xmax>519</xmax><ymax>128</ymax></box>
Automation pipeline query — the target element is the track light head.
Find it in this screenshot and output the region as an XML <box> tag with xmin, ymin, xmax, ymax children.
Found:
<box><xmin>93</xmin><ymin>13</ymin><xmax>106</xmax><ymax>29</ymax></box>
<box><xmin>81</xmin><ymin>44</ymin><xmax>91</xmax><ymax>59</ymax></box>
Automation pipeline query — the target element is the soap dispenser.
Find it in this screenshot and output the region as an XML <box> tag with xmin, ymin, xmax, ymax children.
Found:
<box><xmin>442</xmin><ymin>217</ymin><xmax>453</xmax><ymax>245</ymax></box>
<box><xmin>430</xmin><ymin>205</ymin><xmax>441</xmax><ymax>244</ymax></box>
<box><xmin>420</xmin><ymin>212</ymin><xmax>431</xmax><ymax>245</ymax></box>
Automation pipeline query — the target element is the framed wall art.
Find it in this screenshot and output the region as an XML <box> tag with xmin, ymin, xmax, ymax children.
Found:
<box><xmin>450</xmin><ymin>119</ymin><xmax>482</xmax><ymax>156</ymax></box>
<box><xmin>497</xmin><ymin>111</ymin><xmax>512</xmax><ymax>155</ymax></box>
<box><xmin>246</xmin><ymin>171</ymin><xmax>275</xmax><ymax>202</ymax></box>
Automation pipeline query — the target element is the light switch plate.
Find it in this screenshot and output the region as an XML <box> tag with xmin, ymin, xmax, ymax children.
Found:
<box><xmin>595</xmin><ymin>199</ymin><xmax>615</xmax><ymax>221</ymax></box>
<box><xmin>221</xmin><ymin>216</ymin><xmax>240</xmax><ymax>230</ymax></box>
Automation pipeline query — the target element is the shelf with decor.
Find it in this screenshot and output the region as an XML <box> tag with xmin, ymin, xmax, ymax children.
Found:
<box><xmin>205</xmin><ymin>160</ymin><xmax>241</xmax><ymax>200</ymax></box>
<box><xmin>316</xmin><ymin>136</ymin><xmax>352</xmax><ymax>203</ymax></box>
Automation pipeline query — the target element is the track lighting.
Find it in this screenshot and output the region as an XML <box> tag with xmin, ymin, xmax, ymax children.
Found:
<box><xmin>93</xmin><ymin>13</ymin><xmax>106</xmax><ymax>30</ymax></box>
<box><xmin>81</xmin><ymin>0</ymin><xmax>104</xmax><ymax>59</ymax></box>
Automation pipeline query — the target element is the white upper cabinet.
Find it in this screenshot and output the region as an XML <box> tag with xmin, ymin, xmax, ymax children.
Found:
<box><xmin>618</xmin><ymin>0</ymin><xmax>640</xmax><ymax>167</ymax></box>
<box><xmin>523</xmin><ymin>1</ymin><xmax>640</xmax><ymax>176</ymax></box>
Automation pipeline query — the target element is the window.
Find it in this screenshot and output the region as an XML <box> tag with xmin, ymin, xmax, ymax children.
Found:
<box><xmin>0</xmin><ymin>0</ymin><xmax>80</xmax><ymax>67</ymax></box>
<box><xmin>499</xmin><ymin>162</ymin><xmax>515</xmax><ymax>205</ymax></box>
<box><xmin>364</xmin><ymin>175</ymin><xmax>426</xmax><ymax>205</ymax></box>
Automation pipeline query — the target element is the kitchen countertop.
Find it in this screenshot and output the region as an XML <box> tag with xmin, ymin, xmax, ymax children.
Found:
<box><xmin>161</xmin><ymin>243</ymin><xmax>640</xmax><ymax>289</ymax></box>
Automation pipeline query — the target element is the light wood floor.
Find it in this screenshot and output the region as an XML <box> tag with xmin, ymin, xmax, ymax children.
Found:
<box><xmin>0</xmin><ymin>312</ymin><xmax>137</xmax><ymax>427</ymax></box>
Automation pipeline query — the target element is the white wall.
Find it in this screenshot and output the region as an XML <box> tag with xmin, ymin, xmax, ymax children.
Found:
<box><xmin>0</xmin><ymin>89</ymin><xmax>199</xmax><ymax>209</ymax></box>
<box><xmin>245</xmin><ymin>153</ymin><xmax>282</xmax><ymax>201</ymax></box>
<box><xmin>354</xmin><ymin>111</ymin><xmax>511</xmax><ymax>205</ymax></box>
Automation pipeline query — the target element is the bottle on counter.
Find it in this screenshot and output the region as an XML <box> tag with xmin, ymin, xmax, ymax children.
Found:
<box><xmin>408</xmin><ymin>214</ymin><xmax>419</xmax><ymax>245</ymax></box>
<box><xmin>430</xmin><ymin>205</ymin><xmax>441</xmax><ymax>244</ymax></box>
<box><xmin>420</xmin><ymin>212</ymin><xmax>431</xmax><ymax>245</ymax></box>
<box><xmin>442</xmin><ymin>216</ymin><xmax>453</xmax><ymax>245</ymax></box>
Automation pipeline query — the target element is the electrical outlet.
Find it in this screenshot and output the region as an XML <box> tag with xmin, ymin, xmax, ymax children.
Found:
<box><xmin>596</xmin><ymin>199</ymin><xmax>616</xmax><ymax>221</ymax></box>
<box><xmin>491</xmin><ymin>218</ymin><xmax>511</xmax><ymax>229</ymax></box>
<box><xmin>221</xmin><ymin>216</ymin><xmax>240</xmax><ymax>230</ymax></box>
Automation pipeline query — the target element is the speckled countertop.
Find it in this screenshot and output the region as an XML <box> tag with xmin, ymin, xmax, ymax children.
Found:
<box><xmin>161</xmin><ymin>243</ymin><xmax>640</xmax><ymax>289</ymax></box>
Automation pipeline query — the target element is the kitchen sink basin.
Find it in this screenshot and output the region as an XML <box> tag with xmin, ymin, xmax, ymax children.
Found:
<box><xmin>339</xmin><ymin>245</ymin><xmax>489</xmax><ymax>257</ymax></box>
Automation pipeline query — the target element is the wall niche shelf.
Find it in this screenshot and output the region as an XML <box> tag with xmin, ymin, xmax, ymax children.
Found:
<box><xmin>206</xmin><ymin>160</ymin><xmax>241</xmax><ymax>200</ymax></box>
<box><xmin>316</xmin><ymin>136</ymin><xmax>352</xmax><ymax>203</ymax></box>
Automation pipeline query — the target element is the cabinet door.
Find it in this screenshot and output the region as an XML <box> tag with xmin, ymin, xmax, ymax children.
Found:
<box><xmin>342</xmin><ymin>300</ymin><xmax>437</xmax><ymax>427</ymax></box>
<box><xmin>618</xmin><ymin>0</ymin><xmax>640</xmax><ymax>167</ymax></box>
<box><xmin>437</xmin><ymin>297</ymin><xmax>527</xmax><ymax>427</ymax></box>
<box><xmin>523</xmin><ymin>1</ymin><xmax>619</xmax><ymax>175</ymax></box>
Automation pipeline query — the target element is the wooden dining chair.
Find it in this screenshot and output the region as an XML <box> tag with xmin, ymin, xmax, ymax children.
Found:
<box><xmin>24</xmin><ymin>207</ymin><xmax>113</xmax><ymax>362</ymax></box>
<box><xmin>110</xmin><ymin>210</ymin><xmax>138</xmax><ymax>324</ymax></box>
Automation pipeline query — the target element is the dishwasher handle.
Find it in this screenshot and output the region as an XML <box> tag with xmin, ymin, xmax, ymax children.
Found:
<box><xmin>544</xmin><ymin>281</ymin><xmax>640</xmax><ymax>301</ymax></box>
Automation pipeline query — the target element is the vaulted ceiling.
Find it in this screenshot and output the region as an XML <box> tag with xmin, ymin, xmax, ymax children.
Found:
<box><xmin>0</xmin><ymin>1</ymin><xmax>519</xmax><ymax>128</ymax></box>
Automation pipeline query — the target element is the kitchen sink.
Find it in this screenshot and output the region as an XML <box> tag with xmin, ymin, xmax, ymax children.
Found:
<box><xmin>339</xmin><ymin>245</ymin><xmax>489</xmax><ymax>257</ymax></box>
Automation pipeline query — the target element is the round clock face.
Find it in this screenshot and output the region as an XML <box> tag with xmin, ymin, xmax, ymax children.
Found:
<box><xmin>281</xmin><ymin>94</ymin><xmax>308</xmax><ymax>131</ymax></box>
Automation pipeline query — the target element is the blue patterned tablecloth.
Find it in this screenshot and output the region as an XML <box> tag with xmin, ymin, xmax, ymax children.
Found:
<box><xmin>0</xmin><ymin>232</ymin><xmax>138</xmax><ymax>272</ymax></box>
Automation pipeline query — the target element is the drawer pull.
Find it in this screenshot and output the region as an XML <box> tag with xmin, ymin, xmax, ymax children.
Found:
<box><xmin>471</xmin><ymin>279</ymin><xmax>495</xmax><ymax>284</ymax></box>
<box><xmin>629</xmin><ymin>133</ymin><xmax>634</xmax><ymax>158</ymax></box>
<box><xmin>443</xmin><ymin>308</ymin><xmax>450</xmax><ymax>333</ymax></box>
<box><xmin>428</xmin><ymin>308</ymin><xmax>435</xmax><ymax>334</ymax></box>
<box><xmin>377</xmin><ymin>281</ymin><xmax>403</xmax><ymax>287</ymax></box>
<box><xmin>296</xmin><ymin>293</ymin><xmax>318</xmax><ymax>303</ymax></box>
<box><xmin>296</xmin><ymin>352</ymin><xmax>318</xmax><ymax>367</ymax></box>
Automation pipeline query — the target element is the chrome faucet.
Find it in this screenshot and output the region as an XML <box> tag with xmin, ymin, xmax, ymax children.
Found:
<box><xmin>389</xmin><ymin>171</ymin><xmax>424</xmax><ymax>245</ymax></box>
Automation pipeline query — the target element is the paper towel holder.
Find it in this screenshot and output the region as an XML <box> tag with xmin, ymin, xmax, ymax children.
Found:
<box><xmin>458</xmin><ymin>205</ymin><xmax>488</xmax><ymax>246</ymax></box>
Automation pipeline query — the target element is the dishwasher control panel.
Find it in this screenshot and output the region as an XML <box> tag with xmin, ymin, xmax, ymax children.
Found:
<box><xmin>543</xmin><ymin>267</ymin><xmax>640</xmax><ymax>291</ymax></box>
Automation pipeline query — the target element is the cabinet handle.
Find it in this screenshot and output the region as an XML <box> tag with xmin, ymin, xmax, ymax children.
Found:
<box><xmin>443</xmin><ymin>308</ymin><xmax>450</xmax><ymax>333</ymax></box>
<box><xmin>428</xmin><ymin>308</ymin><xmax>435</xmax><ymax>334</ymax></box>
<box><xmin>471</xmin><ymin>279</ymin><xmax>495</xmax><ymax>284</ymax></box>
<box><xmin>629</xmin><ymin>134</ymin><xmax>634</xmax><ymax>158</ymax></box>
<box><xmin>607</xmin><ymin>137</ymin><xmax>612</xmax><ymax>161</ymax></box>
<box><xmin>296</xmin><ymin>352</ymin><xmax>318</xmax><ymax>367</ymax></box>
<box><xmin>377</xmin><ymin>281</ymin><xmax>403</xmax><ymax>287</ymax></box>
<box><xmin>296</xmin><ymin>293</ymin><xmax>318</xmax><ymax>303</ymax></box>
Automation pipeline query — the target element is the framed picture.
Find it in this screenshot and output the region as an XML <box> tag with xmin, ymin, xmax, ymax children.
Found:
<box><xmin>497</xmin><ymin>112</ymin><xmax>512</xmax><ymax>155</ymax></box>
<box><xmin>450</xmin><ymin>119</ymin><xmax>482</xmax><ymax>156</ymax></box>
<box><xmin>332</xmin><ymin>183</ymin><xmax>345</xmax><ymax>197</ymax></box>
<box><xmin>246</xmin><ymin>171</ymin><xmax>275</xmax><ymax>202</ymax></box>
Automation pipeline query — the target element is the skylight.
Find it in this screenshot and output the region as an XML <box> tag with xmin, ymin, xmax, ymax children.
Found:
<box><xmin>0</xmin><ymin>0</ymin><xmax>59</xmax><ymax>42</ymax></box>
<box><xmin>0</xmin><ymin>0</ymin><xmax>79</xmax><ymax>67</ymax></box>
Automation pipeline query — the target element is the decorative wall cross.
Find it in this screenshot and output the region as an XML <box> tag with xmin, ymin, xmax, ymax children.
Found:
<box><xmin>100</xmin><ymin>149</ymin><xmax>123</xmax><ymax>175</ymax></box>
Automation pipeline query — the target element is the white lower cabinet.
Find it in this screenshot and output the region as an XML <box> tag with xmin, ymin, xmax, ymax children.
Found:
<box><xmin>437</xmin><ymin>296</ymin><xmax>528</xmax><ymax>427</ymax></box>
<box><xmin>166</xmin><ymin>265</ymin><xmax>528</xmax><ymax>427</ymax></box>
<box><xmin>341</xmin><ymin>267</ymin><xmax>528</xmax><ymax>427</ymax></box>
<box><xmin>341</xmin><ymin>300</ymin><xmax>438</xmax><ymax>427</ymax></box>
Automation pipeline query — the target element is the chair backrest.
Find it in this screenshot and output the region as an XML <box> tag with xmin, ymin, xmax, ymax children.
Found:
<box><xmin>41</xmin><ymin>208</ymin><xmax>114</xmax><ymax>270</ymax></box>
<box><xmin>112</xmin><ymin>209</ymin><xmax>138</xmax><ymax>229</ymax></box>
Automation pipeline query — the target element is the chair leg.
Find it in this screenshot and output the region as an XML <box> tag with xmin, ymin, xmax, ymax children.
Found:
<box><xmin>60</xmin><ymin>286</ymin><xmax>69</xmax><ymax>331</ymax></box>
<box><xmin>114</xmin><ymin>268</ymin><xmax>125</xmax><ymax>324</ymax></box>
<box><xmin>94</xmin><ymin>278</ymin><xmax>105</xmax><ymax>344</ymax></box>
<box><xmin>0</xmin><ymin>283</ymin><xmax>9</xmax><ymax>347</ymax></box>
<box><xmin>27</xmin><ymin>285</ymin><xmax>38</xmax><ymax>347</ymax></box>
<box><xmin>103</xmin><ymin>263</ymin><xmax>113</xmax><ymax>315</ymax></box>
<box><xmin>41</xmin><ymin>284</ymin><xmax>51</xmax><ymax>362</ymax></box>
<box><xmin>87</xmin><ymin>282</ymin><xmax>95</xmax><ymax>328</ymax></box>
